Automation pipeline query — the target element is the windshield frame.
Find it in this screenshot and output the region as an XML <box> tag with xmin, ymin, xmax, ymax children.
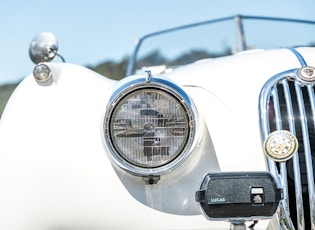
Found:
<box><xmin>126</xmin><ymin>14</ymin><xmax>315</xmax><ymax>76</ymax></box>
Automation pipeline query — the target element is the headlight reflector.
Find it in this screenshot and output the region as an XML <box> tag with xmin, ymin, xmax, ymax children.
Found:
<box><xmin>104</xmin><ymin>77</ymin><xmax>196</xmax><ymax>175</ymax></box>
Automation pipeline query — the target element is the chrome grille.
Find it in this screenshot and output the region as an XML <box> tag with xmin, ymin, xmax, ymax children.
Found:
<box><xmin>259</xmin><ymin>67</ymin><xmax>315</xmax><ymax>230</ymax></box>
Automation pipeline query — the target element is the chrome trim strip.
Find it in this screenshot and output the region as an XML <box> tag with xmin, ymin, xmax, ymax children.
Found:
<box><xmin>285</xmin><ymin>47</ymin><xmax>307</xmax><ymax>67</ymax></box>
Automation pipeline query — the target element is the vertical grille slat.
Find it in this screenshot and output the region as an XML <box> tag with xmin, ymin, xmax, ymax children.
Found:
<box><xmin>281</xmin><ymin>79</ymin><xmax>305</xmax><ymax>229</ymax></box>
<box><xmin>307</xmin><ymin>85</ymin><xmax>315</xmax><ymax>131</ymax></box>
<box><xmin>284</xmin><ymin>80</ymin><xmax>305</xmax><ymax>230</ymax></box>
<box><xmin>272</xmin><ymin>87</ymin><xmax>290</xmax><ymax>206</ymax></box>
<box><xmin>259</xmin><ymin>68</ymin><xmax>315</xmax><ymax>230</ymax></box>
<box><xmin>308</xmin><ymin>85</ymin><xmax>315</xmax><ymax>225</ymax></box>
<box><xmin>295</xmin><ymin>82</ymin><xmax>315</xmax><ymax>229</ymax></box>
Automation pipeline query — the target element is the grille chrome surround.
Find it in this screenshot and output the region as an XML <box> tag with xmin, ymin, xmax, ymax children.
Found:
<box><xmin>259</xmin><ymin>67</ymin><xmax>315</xmax><ymax>230</ymax></box>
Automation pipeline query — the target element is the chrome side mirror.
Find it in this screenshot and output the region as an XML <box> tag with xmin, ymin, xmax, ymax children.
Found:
<box><xmin>29</xmin><ymin>32</ymin><xmax>64</xmax><ymax>64</ymax></box>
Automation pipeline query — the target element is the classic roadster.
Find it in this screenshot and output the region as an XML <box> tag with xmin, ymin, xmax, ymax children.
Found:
<box><xmin>1</xmin><ymin>15</ymin><xmax>315</xmax><ymax>230</ymax></box>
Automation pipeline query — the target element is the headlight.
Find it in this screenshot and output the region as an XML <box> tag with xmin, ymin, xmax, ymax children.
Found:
<box><xmin>103</xmin><ymin>74</ymin><xmax>197</xmax><ymax>176</ymax></box>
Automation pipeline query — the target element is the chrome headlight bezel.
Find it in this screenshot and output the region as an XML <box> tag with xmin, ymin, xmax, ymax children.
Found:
<box><xmin>103</xmin><ymin>75</ymin><xmax>199</xmax><ymax>176</ymax></box>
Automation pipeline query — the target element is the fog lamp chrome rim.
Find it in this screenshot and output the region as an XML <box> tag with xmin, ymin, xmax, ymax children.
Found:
<box><xmin>104</xmin><ymin>76</ymin><xmax>197</xmax><ymax>175</ymax></box>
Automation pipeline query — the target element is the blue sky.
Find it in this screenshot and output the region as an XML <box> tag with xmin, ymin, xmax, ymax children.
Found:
<box><xmin>0</xmin><ymin>0</ymin><xmax>315</xmax><ymax>85</ymax></box>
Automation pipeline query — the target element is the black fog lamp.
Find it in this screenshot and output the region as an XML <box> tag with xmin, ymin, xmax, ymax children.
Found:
<box><xmin>195</xmin><ymin>172</ymin><xmax>282</xmax><ymax>222</ymax></box>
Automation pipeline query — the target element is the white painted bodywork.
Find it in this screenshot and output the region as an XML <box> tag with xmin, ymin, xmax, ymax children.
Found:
<box><xmin>0</xmin><ymin>47</ymin><xmax>315</xmax><ymax>229</ymax></box>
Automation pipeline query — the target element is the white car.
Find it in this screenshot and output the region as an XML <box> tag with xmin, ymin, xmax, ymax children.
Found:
<box><xmin>0</xmin><ymin>15</ymin><xmax>315</xmax><ymax>230</ymax></box>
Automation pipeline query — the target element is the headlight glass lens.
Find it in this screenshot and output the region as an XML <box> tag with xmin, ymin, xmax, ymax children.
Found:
<box><xmin>108</xmin><ymin>88</ymin><xmax>190</xmax><ymax>168</ymax></box>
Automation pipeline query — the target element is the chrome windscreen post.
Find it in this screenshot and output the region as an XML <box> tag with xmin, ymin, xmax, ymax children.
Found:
<box><xmin>234</xmin><ymin>15</ymin><xmax>246</xmax><ymax>52</ymax></box>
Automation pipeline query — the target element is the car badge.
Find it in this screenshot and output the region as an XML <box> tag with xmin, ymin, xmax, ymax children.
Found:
<box><xmin>263</xmin><ymin>130</ymin><xmax>298</xmax><ymax>162</ymax></box>
<box><xmin>297</xmin><ymin>66</ymin><xmax>315</xmax><ymax>82</ymax></box>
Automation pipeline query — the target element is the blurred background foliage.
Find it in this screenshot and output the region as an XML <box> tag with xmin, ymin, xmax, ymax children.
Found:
<box><xmin>0</xmin><ymin>49</ymin><xmax>229</xmax><ymax>118</ymax></box>
<box><xmin>0</xmin><ymin>84</ymin><xmax>17</xmax><ymax>117</ymax></box>
<box><xmin>0</xmin><ymin>57</ymin><xmax>129</xmax><ymax>118</ymax></box>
